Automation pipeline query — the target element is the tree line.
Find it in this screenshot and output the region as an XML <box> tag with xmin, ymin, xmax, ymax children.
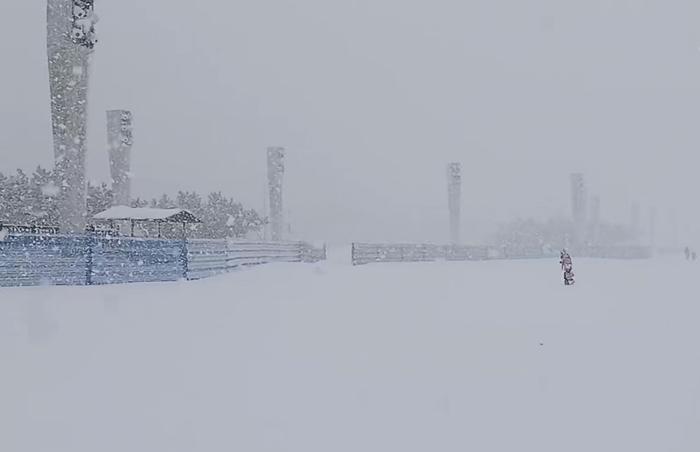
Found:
<box><xmin>0</xmin><ymin>166</ymin><xmax>266</xmax><ymax>239</ymax></box>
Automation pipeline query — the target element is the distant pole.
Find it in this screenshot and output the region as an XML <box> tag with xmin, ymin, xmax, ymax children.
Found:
<box><xmin>649</xmin><ymin>207</ymin><xmax>657</xmax><ymax>251</ymax></box>
<box><xmin>47</xmin><ymin>0</ymin><xmax>98</xmax><ymax>233</ymax></box>
<box><xmin>447</xmin><ymin>163</ymin><xmax>462</xmax><ymax>245</ymax></box>
<box><xmin>630</xmin><ymin>202</ymin><xmax>641</xmax><ymax>241</ymax></box>
<box><xmin>669</xmin><ymin>209</ymin><xmax>678</xmax><ymax>249</ymax></box>
<box><xmin>589</xmin><ymin>195</ymin><xmax>601</xmax><ymax>246</ymax></box>
<box><xmin>267</xmin><ymin>147</ymin><xmax>285</xmax><ymax>241</ymax></box>
<box><xmin>262</xmin><ymin>181</ymin><xmax>269</xmax><ymax>240</ymax></box>
<box><xmin>107</xmin><ymin>110</ymin><xmax>133</xmax><ymax>206</ymax></box>
<box><xmin>570</xmin><ymin>173</ymin><xmax>587</xmax><ymax>249</ymax></box>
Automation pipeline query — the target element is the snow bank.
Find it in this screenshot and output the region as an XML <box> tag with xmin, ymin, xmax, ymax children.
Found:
<box><xmin>1</xmin><ymin>256</ymin><xmax>699</xmax><ymax>451</ymax></box>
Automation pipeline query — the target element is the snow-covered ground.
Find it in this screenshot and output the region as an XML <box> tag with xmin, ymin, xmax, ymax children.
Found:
<box><xmin>2</xmin><ymin>252</ymin><xmax>699</xmax><ymax>452</ymax></box>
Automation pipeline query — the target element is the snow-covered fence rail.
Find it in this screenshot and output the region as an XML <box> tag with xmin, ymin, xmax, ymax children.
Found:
<box><xmin>0</xmin><ymin>234</ymin><xmax>184</xmax><ymax>287</ymax></box>
<box><xmin>446</xmin><ymin>245</ymin><xmax>492</xmax><ymax>261</ymax></box>
<box><xmin>352</xmin><ymin>243</ymin><xmax>652</xmax><ymax>265</ymax></box>
<box><xmin>0</xmin><ymin>233</ymin><xmax>326</xmax><ymax>287</ymax></box>
<box><xmin>579</xmin><ymin>246</ymin><xmax>653</xmax><ymax>260</ymax></box>
<box><xmin>301</xmin><ymin>242</ymin><xmax>328</xmax><ymax>263</ymax></box>
<box><xmin>187</xmin><ymin>240</ymin><xmax>326</xmax><ymax>280</ymax></box>
<box><xmin>226</xmin><ymin>241</ymin><xmax>305</xmax><ymax>267</ymax></box>
<box><xmin>90</xmin><ymin>236</ymin><xmax>184</xmax><ymax>284</ymax></box>
<box><xmin>497</xmin><ymin>246</ymin><xmax>556</xmax><ymax>260</ymax></box>
<box><xmin>352</xmin><ymin>243</ymin><xmax>493</xmax><ymax>266</ymax></box>
<box><xmin>351</xmin><ymin>243</ymin><xmax>440</xmax><ymax>265</ymax></box>
<box><xmin>0</xmin><ymin>234</ymin><xmax>90</xmax><ymax>286</ymax></box>
<box><xmin>185</xmin><ymin>239</ymin><xmax>228</xmax><ymax>281</ymax></box>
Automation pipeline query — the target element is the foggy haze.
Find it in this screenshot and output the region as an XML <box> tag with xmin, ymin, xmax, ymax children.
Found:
<box><xmin>2</xmin><ymin>0</ymin><xmax>699</xmax><ymax>244</ymax></box>
<box><xmin>4</xmin><ymin>4</ymin><xmax>700</xmax><ymax>450</ymax></box>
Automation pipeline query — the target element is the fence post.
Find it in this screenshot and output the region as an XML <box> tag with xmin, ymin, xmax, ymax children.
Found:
<box><xmin>180</xmin><ymin>238</ymin><xmax>189</xmax><ymax>280</ymax></box>
<box><xmin>85</xmin><ymin>234</ymin><xmax>94</xmax><ymax>286</ymax></box>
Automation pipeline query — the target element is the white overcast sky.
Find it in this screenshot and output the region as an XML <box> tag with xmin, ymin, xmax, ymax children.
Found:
<box><xmin>1</xmin><ymin>0</ymin><xmax>700</xmax><ymax>243</ymax></box>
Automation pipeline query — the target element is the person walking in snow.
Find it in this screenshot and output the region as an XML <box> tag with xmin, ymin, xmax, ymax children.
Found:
<box><xmin>560</xmin><ymin>249</ymin><xmax>575</xmax><ymax>286</ymax></box>
<box><xmin>685</xmin><ymin>247</ymin><xmax>691</xmax><ymax>261</ymax></box>
<box><xmin>693</xmin><ymin>251</ymin><xmax>697</xmax><ymax>262</ymax></box>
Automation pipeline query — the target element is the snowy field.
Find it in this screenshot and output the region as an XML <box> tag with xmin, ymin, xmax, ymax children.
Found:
<box><xmin>2</xmin><ymin>252</ymin><xmax>699</xmax><ymax>452</ymax></box>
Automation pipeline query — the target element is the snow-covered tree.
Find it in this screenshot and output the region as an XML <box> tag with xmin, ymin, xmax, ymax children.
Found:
<box><xmin>0</xmin><ymin>167</ymin><xmax>60</xmax><ymax>226</ymax></box>
<box><xmin>130</xmin><ymin>197</ymin><xmax>149</xmax><ymax>208</ymax></box>
<box><xmin>156</xmin><ymin>194</ymin><xmax>176</xmax><ymax>209</ymax></box>
<box><xmin>129</xmin><ymin>189</ymin><xmax>266</xmax><ymax>239</ymax></box>
<box><xmin>1</xmin><ymin>169</ymin><xmax>264</xmax><ymax>239</ymax></box>
<box><xmin>86</xmin><ymin>181</ymin><xmax>113</xmax><ymax>218</ymax></box>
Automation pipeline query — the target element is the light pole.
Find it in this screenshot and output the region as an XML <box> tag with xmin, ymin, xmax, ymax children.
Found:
<box><xmin>447</xmin><ymin>162</ymin><xmax>462</xmax><ymax>245</ymax></box>
<box><xmin>47</xmin><ymin>0</ymin><xmax>97</xmax><ymax>232</ymax></box>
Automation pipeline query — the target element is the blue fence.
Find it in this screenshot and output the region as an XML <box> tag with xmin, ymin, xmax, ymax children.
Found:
<box><xmin>0</xmin><ymin>233</ymin><xmax>326</xmax><ymax>288</ymax></box>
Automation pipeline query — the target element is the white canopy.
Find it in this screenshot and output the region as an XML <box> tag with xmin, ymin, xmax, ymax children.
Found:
<box><xmin>92</xmin><ymin>206</ymin><xmax>201</xmax><ymax>223</ymax></box>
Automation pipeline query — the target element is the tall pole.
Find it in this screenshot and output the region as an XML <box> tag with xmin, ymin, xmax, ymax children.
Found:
<box><xmin>589</xmin><ymin>195</ymin><xmax>601</xmax><ymax>246</ymax></box>
<box><xmin>649</xmin><ymin>207</ymin><xmax>657</xmax><ymax>252</ymax></box>
<box><xmin>630</xmin><ymin>202</ymin><xmax>641</xmax><ymax>241</ymax></box>
<box><xmin>447</xmin><ymin>163</ymin><xmax>462</xmax><ymax>245</ymax></box>
<box><xmin>47</xmin><ymin>0</ymin><xmax>97</xmax><ymax>233</ymax></box>
<box><xmin>570</xmin><ymin>173</ymin><xmax>587</xmax><ymax>249</ymax></box>
<box><xmin>669</xmin><ymin>209</ymin><xmax>678</xmax><ymax>250</ymax></box>
<box><xmin>107</xmin><ymin>110</ymin><xmax>133</xmax><ymax>206</ymax></box>
<box><xmin>267</xmin><ymin>147</ymin><xmax>285</xmax><ymax>241</ymax></box>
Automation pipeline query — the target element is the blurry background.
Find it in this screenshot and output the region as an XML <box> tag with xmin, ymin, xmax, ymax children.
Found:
<box><xmin>1</xmin><ymin>0</ymin><xmax>699</xmax><ymax>244</ymax></box>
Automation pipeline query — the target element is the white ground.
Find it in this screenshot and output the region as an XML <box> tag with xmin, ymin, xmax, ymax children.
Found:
<box><xmin>2</xmin><ymin>252</ymin><xmax>699</xmax><ymax>452</ymax></box>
